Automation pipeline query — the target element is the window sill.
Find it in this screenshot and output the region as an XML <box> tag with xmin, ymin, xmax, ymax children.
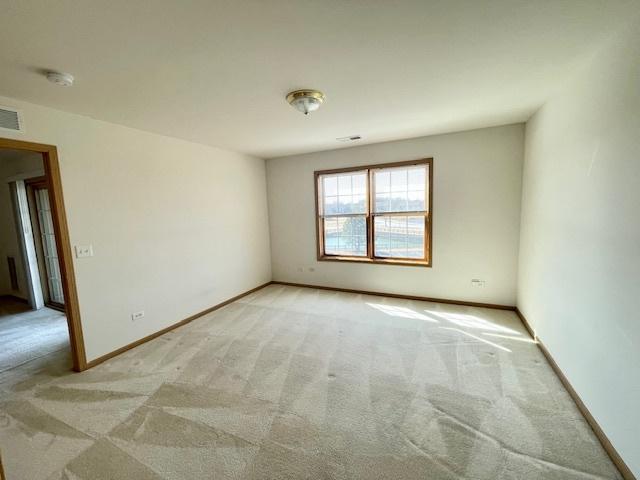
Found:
<box><xmin>318</xmin><ymin>255</ymin><xmax>431</xmax><ymax>268</ymax></box>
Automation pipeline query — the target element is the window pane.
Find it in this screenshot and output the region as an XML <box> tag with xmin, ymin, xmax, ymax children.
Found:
<box><xmin>337</xmin><ymin>195</ymin><xmax>352</xmax><ymax>214</ymax></box>
<box><xmin>375</xmin><ymin>192</ymin><xmax>389</xmax><ymax>212</ymax></box>
<box><xmin>390</xmin><ymin>192</ymin><xmax>408</xmax><ymax>211</ymax></box>
<box><xmin>374</xmin><ymin>165</ymin><xmax>427</xmax><ymax>213</ymax></box>
<box><xmin>408</xmin><ymin>167</ymin><xmax>425</xmax><ymax>190</ymax></box>
<box><xmin>323</xmin><ymin>176</ymin><xmax>338</xmax><ymax>196</ymax></box>
<box><xmin>338</xmin><ymin>175</ymin><xmax>352</xmax><ymax>195</ymax></box>
<box><xmin>353</xmin><ymin>194</ymin><xmax>366</xmax><ymax>212</ymax></box>
<box><xmin>408</xmin><ymin>190</ymin><xmax>424</xmax><ymax>211</ymax></box>
<box><xmin>353</xmin><ymin>174</ymin><xmax>366</xmax><ymax>194</ymax></box>
<box><xmin>374</xmin><ymin>215</ymin><xmax>425</xmax><ymax>259</ymax></box>
<box><xmin>324</xmin><ymin>216</ymin><xmax>367</xmax><ymax>256</ymax></box>
<box><xmin>324</xmin><ymin>195</ymin><xmax>338</xmax><ymax>215</ymax></box>
<box><xmin>375</xmin><ymin>171</ymin><xmax>391</xmax><ymax>193</ymax></box>
<box><xmin>336</xmin><ymin>194</ymin><xmax>367</xmax><ymax>214</ymax></box>
<box><xmin>321</xmin><ymin>171</ymin><xmax>367</xmax><ymax>215</ymax></box>
<box><xmin>390</xmin><ymin>169</ymin><xmax>407</xmax><ymax>192</ymax></box>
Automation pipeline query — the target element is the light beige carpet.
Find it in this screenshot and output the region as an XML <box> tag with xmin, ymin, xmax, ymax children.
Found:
<box><xmin>0</xmin><ymin>285</ymin><xmax>621</xmax><ymax>479</ymax></box>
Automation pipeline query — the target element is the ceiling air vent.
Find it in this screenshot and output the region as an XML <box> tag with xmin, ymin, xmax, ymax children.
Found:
<box><xmin>0</xmin><ymin>106</ymin><xmax>23</xmax><ymax>133</ymax></box>
<box><xmin>337</xmin><ymin>135</ymin><xmax>362</xmax><ymax>142</ymax></box>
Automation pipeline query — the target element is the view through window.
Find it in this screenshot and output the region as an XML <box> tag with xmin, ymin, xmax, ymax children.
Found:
<box><xmin>315</xmin><ymin>159</ymin><xmax>432</xmax><ymax>266</ymax></box>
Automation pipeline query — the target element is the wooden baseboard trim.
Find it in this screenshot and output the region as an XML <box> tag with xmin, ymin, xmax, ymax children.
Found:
<box><xmin>84</xmin><ymin>282</ymin><xmax>273</xmax><ymax>369</ymax></box>
<box><xmin>514</xmin><ymin>308</ymin><xmax>636</xmax><ymax>480</ymax></box>
<box><xmin>0</xmin><ymin>448</ymin><xmax>5</xmax><ymax>480</ymax></box>
<box><xmin>271</xmin><ymin>280</ymin><xmax>515</xmax><ymax>311</ymax></box>
<box><xmin>513</xmin><ymin>307</ymin><xmax>536</xmax><ymax>339</ymax></box>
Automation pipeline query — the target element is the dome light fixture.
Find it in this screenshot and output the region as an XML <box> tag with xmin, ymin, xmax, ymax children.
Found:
<box><xmin>286</xmin><ymin>89</ymin><xmax>325</xmax><ymax>115</ymax></box>
<box><xmin>46</xmin><ymin>71</ymin><xmax>74</xmax><ymax>87</ymax></box>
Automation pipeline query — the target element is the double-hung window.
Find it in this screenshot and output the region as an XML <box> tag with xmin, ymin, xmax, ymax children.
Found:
<box><xmin>315</xmin><ymin>158</ymin><xmax>432</xmax><ymax>266</ymax></box>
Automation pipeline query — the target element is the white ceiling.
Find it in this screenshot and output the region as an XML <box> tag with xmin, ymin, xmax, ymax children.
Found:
<box><xmin>0</xmin><ymin>1</ymin><xmax>637</xmax><ymax>158</ymax></box>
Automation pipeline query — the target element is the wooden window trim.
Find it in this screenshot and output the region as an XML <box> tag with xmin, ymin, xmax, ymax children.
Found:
<box><xmin>315</xmin><ymin>158</ymin><xmax>433</xmax><ymax>267</ymax></box>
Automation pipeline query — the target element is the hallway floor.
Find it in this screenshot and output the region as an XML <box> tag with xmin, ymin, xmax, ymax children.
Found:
<box><xmin>0</xmin><ymin>297</ymin><xmax>68</xmax><ymax>374</ymax></box>
<box><xmin>0</xmin><ymin>285</ymin><xmax>621</xmax><ymax>479</ymax></box>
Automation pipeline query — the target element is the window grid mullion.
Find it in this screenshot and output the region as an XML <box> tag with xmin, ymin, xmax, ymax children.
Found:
<box><xmin>367</xmin><ymin>168</ymin><xmax>374</xmax><ymax>259</ymax></box>
<box><xmin>371</xmin><ymin>211</ymin><xmax>427</xmax><ymax>217</ymax></box>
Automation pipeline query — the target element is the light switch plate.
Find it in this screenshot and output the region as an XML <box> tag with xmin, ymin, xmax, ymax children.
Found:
<box><xmin>75</xmin><ymin>245</ymin><xmax>93</xmax><ymax>258</ymax></box>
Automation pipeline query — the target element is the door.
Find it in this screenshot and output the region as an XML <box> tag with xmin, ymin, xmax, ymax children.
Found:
<box><xmin>26</xmin><ymin>178</ymin><xmax>65</xmax><ymax>310</ymax></box>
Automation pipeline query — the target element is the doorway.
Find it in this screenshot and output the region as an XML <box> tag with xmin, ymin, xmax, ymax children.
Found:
<box><xmin>0</xmin><ymin>138</ymin><xmax>85</xmax><ymax>372</ymax></box>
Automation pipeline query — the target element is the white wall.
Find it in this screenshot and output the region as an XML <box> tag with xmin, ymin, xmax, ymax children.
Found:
<box><xmin>518</xmin><ymin>20</ymin><xmax>640</xmax><ymax>476</ymax></box>
<box><xmin>0</xmin><ymin>95</ymin><xmax>272</xmax><ymax>362</ymax></box>
<box><xmin>0</xmin><ymin>151</ymin><xmax>43</xmax><ymax>298</ymax></box>
<box><xmin>267</xmin><ymin>125</ymin><xmax>524</xmax><ymax>306</ymax></box>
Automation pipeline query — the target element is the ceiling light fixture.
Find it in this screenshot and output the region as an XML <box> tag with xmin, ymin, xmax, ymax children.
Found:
<box><xmin>46</xmin><ymin>71</ymin><xmax>74</xmax><ymax>87</ymax></box>
<box><xmin>286</xmin><ymin>89</ymin><xmax>325</xmax><ymax>115</ymax></box>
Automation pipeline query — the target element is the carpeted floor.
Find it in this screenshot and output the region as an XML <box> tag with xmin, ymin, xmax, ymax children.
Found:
<box><xmin>0</xmin><ymin>298</ymin><xmax>69</xmax><ymax>374</ymax></box>
<box><xmin>0</xmin><ymin>284</ymin><xmax>621</xmax><ymax>479</ymax></box>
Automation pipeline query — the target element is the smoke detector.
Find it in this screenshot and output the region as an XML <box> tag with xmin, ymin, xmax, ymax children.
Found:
<box><xmin>286</xmin><ymin>89</ymin><xmax>325</xmax><ymax>115</ymax></box>
<box><xmin>46</xmin><ymin>71</ymin><xmax>74</xmax><ymax>87</ymax></box>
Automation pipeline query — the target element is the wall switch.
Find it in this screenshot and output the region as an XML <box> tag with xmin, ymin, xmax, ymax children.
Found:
<box><xmin>131</xmin><ymin>311</ymin><xmax>145</xmax><ymax>321</ymax></box>
<box><xmin>471</xmin><ymin>279</ymin><xmax>486</xmax><ymax>287</ymax></box>
<box><xmin>75</xmin><ymin>245</ymin><xmax>93</xmax><ymax>258</ymax></box>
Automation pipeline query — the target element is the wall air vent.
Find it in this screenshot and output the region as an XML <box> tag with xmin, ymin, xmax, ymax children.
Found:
<box><xmin>0</xmin><ymin>106</ymin><xmax>23</xmax><ymax>133</ymax></box>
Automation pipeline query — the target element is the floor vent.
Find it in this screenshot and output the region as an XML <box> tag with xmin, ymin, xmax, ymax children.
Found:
<box><xmin>0</xmin><ymin>106</ymin><xmax>23</xmax><ymax>132</ymax></box>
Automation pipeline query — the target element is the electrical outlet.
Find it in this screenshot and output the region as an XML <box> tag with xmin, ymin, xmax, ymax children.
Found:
<box><xmin>75</xmin><ymin>245</ymin><xmax>93</xmax><ymax>258</ymax></box>
<box><xmin>471</xmin><ymin>279</ymin><xmax>486</xmax><ymax>287</ymax></box>
<box><xmin>131</xmin><ymin>311</ymin><xmax>145</xmax><ymax>321</ymax></box>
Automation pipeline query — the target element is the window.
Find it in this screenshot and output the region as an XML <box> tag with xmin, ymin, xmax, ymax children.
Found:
<box><xmin>315</xmin><ymin>159</ymin><xmax>432</xmax><ymax>266</ymax></box>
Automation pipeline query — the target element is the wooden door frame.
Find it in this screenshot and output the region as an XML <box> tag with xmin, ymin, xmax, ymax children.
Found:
<box><xmin>0</xmin><ymin>137</ymin><xmax>87</xmax><ymax>371</ymax></box>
